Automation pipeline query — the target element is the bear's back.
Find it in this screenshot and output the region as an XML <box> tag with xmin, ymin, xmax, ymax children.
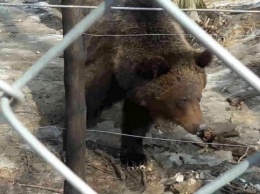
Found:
<box><xmin>84</xmin><ymin>0</ymin><xmax>196</xmax><ymax>89</ymax></box>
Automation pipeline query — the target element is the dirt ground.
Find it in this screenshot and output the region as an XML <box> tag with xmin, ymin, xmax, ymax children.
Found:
<box><xmin>0</xmin><ymin>0</ymin><xmax>260</xmax><ymax>193</ymax></box>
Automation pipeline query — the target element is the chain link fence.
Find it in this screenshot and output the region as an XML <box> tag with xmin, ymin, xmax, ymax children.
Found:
<box><xmin>0</xmin><ymin>0</ymin><xmax>260</xmax><ymax>193</ymax></box>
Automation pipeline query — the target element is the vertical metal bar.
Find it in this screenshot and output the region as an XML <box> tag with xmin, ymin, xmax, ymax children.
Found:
<box><xmin>194</xmin><ymin>152</ymin><xmax>260</xmax><ymax>194</ymax></box>
<box><xmin>155</xmin><ymin>0</ymin><xmax>260</xmax><ymax>93</ymax></box>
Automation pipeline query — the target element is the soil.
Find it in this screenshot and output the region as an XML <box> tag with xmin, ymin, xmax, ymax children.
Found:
<box><xmin>0</xmin><ymin>0</ymin><xmax>260</xmax><ymax>193</ymax></box>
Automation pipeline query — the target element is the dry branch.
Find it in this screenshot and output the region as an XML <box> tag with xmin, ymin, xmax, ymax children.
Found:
<box><xmin>17</xmin><ymin>183</ymin><xmax>63</xmax><ymax>194</ymax></box>
<box><xmin>95</xmin><ymin>149</ymin><xmax>126</xmax><ymax>180</ymax></box>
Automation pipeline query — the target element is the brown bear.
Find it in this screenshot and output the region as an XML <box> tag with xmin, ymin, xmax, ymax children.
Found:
<box><xmin>84</xmin><ymin>0</ymin><xmax>213</xmax><ymax>166</ymax></box>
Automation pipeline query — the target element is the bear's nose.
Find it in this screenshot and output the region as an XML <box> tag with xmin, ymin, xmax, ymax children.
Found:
<box><xmin>196</xmin><ymin>124</ymin><xmax>207</xmax><ymax>135</ymax></box>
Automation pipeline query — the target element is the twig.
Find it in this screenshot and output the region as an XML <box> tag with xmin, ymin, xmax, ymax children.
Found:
<box><xmin>237</xmin><ymin>147</ymin><xmax>250</xmax><ymax>163</ymax></box>
<box><xmin>17</xmin><ymin>183</ymin><xmax>63</xmax><ymax>193</ymax></box>
<box><xmin>87</xmin><ymin>161</ymin><xmax>112</xmax><ymax>175</ymax></box>
<box><xmin>141</xmin><ymin>168</ymin><xmax>147</xmax><ymax>188</ymax></box>
<box><xmin>94</xmin><ymin>149</ymin><xmax>126</xmax><ymax>180</ymax></box>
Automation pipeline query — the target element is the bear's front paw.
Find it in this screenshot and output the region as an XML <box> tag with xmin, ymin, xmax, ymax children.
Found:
<box><xmin>120</xmin><ymin>150</ymin><xmax>147</xmax><ymax>167</ymax></box>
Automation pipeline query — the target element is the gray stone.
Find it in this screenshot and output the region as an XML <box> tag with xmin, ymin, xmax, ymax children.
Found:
<box><xmin>252</xmin><ymin>105</ymin><xmax>260</xmax><ymax>113</ymax></box>
<box><xmin>97</xmin><ymin>120</ymin><xmax>115</xmax><ymax>130</ymax></box>
<box><xmin>160</xmin><ymin>160</ymin><xmax>173</xmax><ymax>169</ymax></box>
<box><xmin>167</xmin><ymin>152</ymin><xmax>233</xmax><ymax>167</ymax></box>
<box><xmin>168</xmin><ymin>154</ymin><xmax>184</xmax><ymax>166</ymax></box>
<box><xmin>0</xmin><ymin>155</ymin><xmax>16</xmax><ymax>169</ymax></box>
<box><xmin>153</xmin><ymin>152</ymin><xmax>170</xmax><ymax>162</ymax></box>
<box><xmin>36</xmin><ymin>126</ymin><xmax>62</xmax><ymax>139</ymax></box>
<box><xmin>254</xmin><ymin>184</ymin><xmax>260</xmax><ymax>191</ymax></box>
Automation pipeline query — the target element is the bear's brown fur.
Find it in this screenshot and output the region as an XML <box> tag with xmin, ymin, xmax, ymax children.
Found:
<box><xmin>84</xmin><ymin>0</ymin><xmax>213</xmax><ymax>165</ymax></box>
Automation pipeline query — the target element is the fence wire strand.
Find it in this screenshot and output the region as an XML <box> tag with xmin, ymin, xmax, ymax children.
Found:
<box><xmin>9</xmin><ymin>124</ymin><xmax>260</xmax><ymax>149</ymax></box>
<box><xmin>1</xmin><ymin>0</ymin><xmax>260</xmax><ymax>194</ymax></box>
<box><xmin>86</xmin><ymin>130</ymin><xmax>258</xmax><ymax>149</ymax></box>
<box><xmin>1</xmin><ymin>2</ymin><xmax>260</xmax><ymax>13</ymax></box>
<box><xmin>2</xmin><ymin>32</ymin><xmax>260</xmax><ymax>39</ymax></box>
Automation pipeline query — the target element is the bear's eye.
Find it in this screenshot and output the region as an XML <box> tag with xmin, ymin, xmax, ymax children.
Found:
<box><xmin>180</xmin><ymin>97</ymin><xmax>187</xmax><ymax>103</ymax></box>
<box><xmin>176</xmin><ymin>97</ymin><xmax>188</xmax><ymax>109</ymax></box>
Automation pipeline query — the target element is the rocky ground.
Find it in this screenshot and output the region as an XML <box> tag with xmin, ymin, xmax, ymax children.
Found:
<box><xmin>0</xmin><ymin>0</ymin><xmax>260</xmax><ymax>193</ymax></box>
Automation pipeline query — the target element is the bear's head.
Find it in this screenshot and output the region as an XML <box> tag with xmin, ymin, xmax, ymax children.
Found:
<box><xmin>134</xmin><ymin>49</ymin><xmax>213</xmax><ymax>134</ymax></box>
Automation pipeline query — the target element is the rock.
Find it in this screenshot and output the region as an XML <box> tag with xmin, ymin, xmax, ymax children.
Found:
<box><xmin>36</xmin><ymin>126</ymin><xmax>62</xmax><ymax>139</ymax></box>
<box><xmin>206</xmin><ymin>122</ymin><xmax>237</xmax><ymax>135</ymax></box>
<box><xmin>230</xmin><ymin>112</ymin><xmax>260</xmax><ymax>128</ymax></box>
<box><xmin>153</xmin><ymin>152</ymin><xmax>170</xmax><ymax>162</ymax></box>
<box><xmin>254</xmin><ymin>184</ymin><xmax>260</xmax><ymax>191</ymax></box>
<box><xmin>184</xmin><ymin>133</ymin><xmax>204</xmax><ymax>143</ymax></box>
<box><xmin>168</xmin><ymin>154</ymin><xmax>184</xmax><ymax>166</ymax></box>
<box><xmin>154</xmin><ymin>152</ymin><xmax>174</xmax><ymax>169</ymax></box>
<box><xmin>0</xmin><ymin>160</ymin><xmax>16</xmax><ymax>182</ymax></box>
<box><xmin>187</xmin><ymin>178</ymin><xmax>203</xmax><ymax>193</ymax></box>
<box><xmin>160</xmin><ymin>160</ymin><xmax>173</xmax><ymax>169</ymax></box>
<box><xmin>226</xmin><ymin>85</ymin><xmax>245</xmax><ymax>94</ymax></box>
<box><xmin>173</xmin><ymin>178</ymin><xmax>203</xmax><ymax>194</ymax></box>
<box><xmin>173</xmin><ymin>173</ymin><xmax>184</xmax><ymax>183</ymax></box>
<box><xmin>34</xmin><ymin>2</ymin><xmax>51</xmax><ymax>10</ymax></box>
<box><xmin>252</xmin><ymin>105</ymin><xmax>260</xmax><ymax>113</ymax></box>
<box><xmin>235</xmin><ymin>125</ymin><xmax>260</xmax><ymax>140</ymax></box>
<box><xmin>30</xmin><ymin>15</ymin><xmax>41</xmax><ymax>22</ymax></box>
<box><xmin>201</xmin><ymin>91</ymin><xmax>231</xmax><ymax>123</ymax></box>
<box><xmin>199</xmin><ymin>170</ymin><xmax>218</xmax><ymax>182</ymax></box>
<box><xmin>97</xmin><ymin>121</ymin><xmax>115</xmax><ymax>130</ymax></box>
<box><xmin>214</xmin><ymin>150</ymin><xmax>233</xmax><ymax>162</ymax></box>
<box><xmin>167</xmin><ymin>152</ymin><xmax>232</xmax><ymax>167</ymax></box>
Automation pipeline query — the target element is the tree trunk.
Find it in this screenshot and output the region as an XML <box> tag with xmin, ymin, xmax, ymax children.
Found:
<box><xmin>61</xmin><ymin>0</ymin><xmax>86</xmax><ymax>194</ymax></box>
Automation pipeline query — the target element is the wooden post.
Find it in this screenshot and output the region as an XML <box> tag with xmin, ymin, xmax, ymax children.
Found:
<box><xmin>61</xmin><ymin>0</ymin><xmax>86</xmax><ymax>193</ymax></box>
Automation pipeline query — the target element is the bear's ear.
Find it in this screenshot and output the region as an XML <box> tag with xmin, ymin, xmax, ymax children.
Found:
<box><xmin>195</xmin><ymin>49</ymin><xmax>213</xmax><ymax>68</ymax></box>
<box><xmin>136</xmin><ymin>56</ymin><xmax>170</xmax><ymax>79</ymax></box>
